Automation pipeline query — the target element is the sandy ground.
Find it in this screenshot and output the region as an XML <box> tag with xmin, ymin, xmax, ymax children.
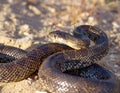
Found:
<box><xmin>0</xmin><ymin>0</ymin><xmax>120</xmax><ymax>93</ymax></box>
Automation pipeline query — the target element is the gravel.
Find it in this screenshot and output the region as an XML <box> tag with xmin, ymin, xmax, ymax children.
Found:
<box><xmin>0</xmin><ymin>0</ymin><xmax>120</xmax><ymax>93</ymax></box>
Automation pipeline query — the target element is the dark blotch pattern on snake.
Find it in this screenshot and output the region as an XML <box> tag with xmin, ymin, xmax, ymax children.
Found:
<box><xmin>0</xmin><ymin>25</ymin><xmax>119</xmax><ymax>93</ymax></box>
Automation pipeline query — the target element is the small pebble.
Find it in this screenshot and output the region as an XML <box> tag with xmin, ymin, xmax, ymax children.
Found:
<box><xmin>112</xmin><ymin>22</ymin><xmax>120</xmax><ymax>28</ymax></box>
<box><xmin>114</xmin><ymin>64</ymin><xmax>119</xmax><ymax>68</ymax></box>
<box><xmin>26</xmin><ymin>78</ymin><xmax>33</xmax><ymax>85</ymax></box>
<box><xmin>35</xmin><ymin>90</ymin><xmax>48</xmax><ymax>93</ymax></box>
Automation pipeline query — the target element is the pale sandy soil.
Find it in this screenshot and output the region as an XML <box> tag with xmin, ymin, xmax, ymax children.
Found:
<box><xmin>0</xmin><ymin>0</ymin><xmax>120</xmax><ymax>93</ymax></box>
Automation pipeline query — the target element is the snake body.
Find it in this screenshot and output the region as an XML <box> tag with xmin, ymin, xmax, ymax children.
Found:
<box><xmin>38</xmin><ymin>25</ymin><xmax>119</xmax><ymax>93</ymax></box>
<box><xmin>0</xmin><ymin>25</ymin><xmax>119</xmax><ymax>93</ymax></box>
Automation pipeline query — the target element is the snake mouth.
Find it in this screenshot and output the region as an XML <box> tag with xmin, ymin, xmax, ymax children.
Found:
<box><xmin>66</xmin><ymin>41</ymin><xmax>86</xmax><ymax>50</ymax></box>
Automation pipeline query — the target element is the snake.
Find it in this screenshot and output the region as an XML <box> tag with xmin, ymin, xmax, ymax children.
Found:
<box><xmin>0</xmin><ymin>25</ymin><xmax>119</xmax><ymax>93</ymax></box>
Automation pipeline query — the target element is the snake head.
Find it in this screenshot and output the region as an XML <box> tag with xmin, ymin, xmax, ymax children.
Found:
<box><xmin>47</xmin><ymin>30</ymin><xmax>90</xmax><ymax>50</ymax></box>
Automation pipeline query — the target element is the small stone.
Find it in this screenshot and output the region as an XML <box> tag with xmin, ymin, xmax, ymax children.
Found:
<box><xmin>28</xmin><ymin>5</ymin><xmax>42</xmax><ymax>15</ymax></box>
<box><xmin>26</xmin><ymin>78</ymin><xmax>33</xmax><ymax>85</ymax></box>
<box><xmin>112</xmin><ymin>22</ymin><xmax>120</xmax><ymax>28</ymax></box>
<box><xmin>88</xmin><ymin>16</ymin><xmax>94</xmax><ymax>22</ymax></box>
<box><xmin>102</xmin><ymin>19</ymin><xmax>107</xmax><ymax>23</ymax></box>
<box><xmin>81</xmin><ymin>12</ymin><xmax>89</xmax><ymax>18</ymax></box>
<box><xmin>34</xmin><ymin>75</ymin><xmax>39</xmax><ymax>80</ymax></box>
<box><xmin>41</xmin><ymin>3</ymin><xmax>56</xmax><ymax>13</ymax></box>
<box><xmin>35</xmin><ymin>90</ymin><xmax>48</xmax><ymax>93</ymax></box>
<box><xmin>114</xmin><ymin>64</ymin><xmax>119</xmax><ymax>68</ymax></box>
<box><xmin>8</xmin><ymin>0</ymin><xmax>14</xmax><ymax>3</ymax></box>
<box><xmin>19</xmin><ymin>24</ymin><xmax>30</xmax><ymax>36</ymax></box>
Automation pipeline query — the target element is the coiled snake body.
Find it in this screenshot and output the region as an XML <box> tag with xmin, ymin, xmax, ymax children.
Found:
<box><xmin>0</xmin><ymin>25</ymin><xmax>119</xmax><ymax>93</ymax></box>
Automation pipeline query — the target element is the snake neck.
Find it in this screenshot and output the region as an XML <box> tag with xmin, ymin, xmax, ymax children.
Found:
<box><xmin>45</xmin><ymin>25</ymin><xmax>109</xmax><ymax>72</ymax></box>
<box><xmin>74</xmin><ymin>25</ymin><xmax>109</xmax><ymax>62</ymax></box>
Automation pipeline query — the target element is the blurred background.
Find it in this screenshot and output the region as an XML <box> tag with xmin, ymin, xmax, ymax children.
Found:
<box><xmin>0</xmin><ymin>0</ymin><xmax>119</xmax><ymax>93</ymax></box>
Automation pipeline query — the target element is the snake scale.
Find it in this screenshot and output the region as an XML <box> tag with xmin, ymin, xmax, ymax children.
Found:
<box><xmin>0</xmin><ymin>25</ymin><xmax>119</xmax><ymax>93</ymax></box>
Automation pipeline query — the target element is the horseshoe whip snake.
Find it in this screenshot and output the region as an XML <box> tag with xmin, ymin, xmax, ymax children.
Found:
<box><xmin>0</xmin><ymin>25</ymin><xmax>119</xmax><ymax>93</ymax></box>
